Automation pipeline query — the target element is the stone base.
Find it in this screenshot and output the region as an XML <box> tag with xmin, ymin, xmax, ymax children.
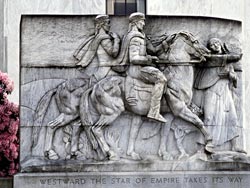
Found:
<box><xmin>0</xmin><ymin>178</ymin><xmax>12</xmax><ymax>188</ymax></box>
<box><xmin>21</xmin><ymin>153</ymin><xmax>250</xmax><ymax>172</ymax></box>
<box><xmin>14</xmin><ymin>171</ymin><xmax>250</xmax><ymax>188</ymax></box>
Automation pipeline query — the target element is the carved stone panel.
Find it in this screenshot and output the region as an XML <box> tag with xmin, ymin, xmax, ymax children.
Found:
<box><xmin>20</xmin><ymin>15</ymin><xmax>248</xmax><ymax>173</ymax></box>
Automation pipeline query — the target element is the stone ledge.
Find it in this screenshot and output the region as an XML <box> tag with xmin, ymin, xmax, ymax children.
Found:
<box><xmin>21</xmin><ymin>153</ymin><xmax>250</xmax><ymax>173</ymax></box>
<box><xmin>14</xmin><ymin>171</ymin><xmax>250</xmax><ymax>188</ymax></box>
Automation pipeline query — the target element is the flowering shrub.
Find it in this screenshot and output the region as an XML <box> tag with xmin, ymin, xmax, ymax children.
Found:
<box><xmin>0</xmin><ymin>71</ymin><xmax>19</xmax><ymax>177</ymax></box>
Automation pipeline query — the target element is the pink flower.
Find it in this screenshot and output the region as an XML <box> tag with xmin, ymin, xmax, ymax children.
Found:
<box><xmin>8</xmin><ymin>120</ymin><xmax>18</xmax><ymax>135</ymax></box>
<box><xmin>0</xmin><ymin>70</ymin><xmax>19</xmax><ymax>177</ymax></box>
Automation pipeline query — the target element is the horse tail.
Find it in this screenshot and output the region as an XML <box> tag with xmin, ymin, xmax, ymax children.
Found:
<box><xmin>31</xmin><ymin>87</ymin><xmax>58</xmax><ymax>148</ymax></box>
<box><xmin>79</xmin><ymin>88</ymin><xmax>99</xmax><ymax>150</ymax></box>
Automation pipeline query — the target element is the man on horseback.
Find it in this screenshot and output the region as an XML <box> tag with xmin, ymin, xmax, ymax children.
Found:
<box><xmin>73</xmin><ymin>15</ymin><xmax>121</xmax><ymax>86</ymax></box>
<box><xmin>125</xmin><ymin>12</ymin><xmax>167</xmax><ymax>123</ymax></box>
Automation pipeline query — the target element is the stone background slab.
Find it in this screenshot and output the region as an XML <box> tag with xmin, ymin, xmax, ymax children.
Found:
<box><xmin>19</xmin><ymin>16</ymin><xmax>244</xmax><ymax>166</ymax></box>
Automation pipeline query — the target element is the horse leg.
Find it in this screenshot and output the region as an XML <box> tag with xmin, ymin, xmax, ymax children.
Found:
<box><xmin>127</xmin><ymin>115</ymin><xmax>143</xmax><ymax>160</ymax></box>
<box><xmin>84</xmin><ymin>126</ymin><xmax>99</xmax><ymax>150</ymax></box>
<box><xmin>44</xmin><ymin>126</ymin><xmax>59</xmax><ymax>160</ymax></box>
<box><xmin>92</xmin><ymin>124</ymin><xmax>120</xmax><ymax>161</ymax></box>
<box><xmin>175</xmin><ymin>132</ymin><xmax>189</xmax><ymax>160</ymax></box>
<box><xmin>165</xmin><ymin>91</ymin><xmax>209</xmax><ymax>138</ymax></box>
<box><xmin>44</xmin><ymin>113</ymin><xmax>78</xmax><ymax>160</ymax></box>
<box><xmin>158</xmin><ymin>114</ymin><xmax>174</xmax><ymax>160</ymax></box>
<box><xmin>177</xmin><ymin>107</ymin><xmax>213</xmax><ymax>153</ymax></box>
<box><xmin>70</xmin><ymin>120</ymin><xmax>84</xmax><ymax>159</ymax></box>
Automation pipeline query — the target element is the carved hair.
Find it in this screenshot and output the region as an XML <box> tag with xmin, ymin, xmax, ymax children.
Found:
<box><xmin>207</xmin><ymin>38</ymin><xmax>229</xmax><ymax>54</ymax></box>
<box><xmin>128</xmin><ymin>12</ymin><xmax>145</xmax><ymax>32</ymax></box>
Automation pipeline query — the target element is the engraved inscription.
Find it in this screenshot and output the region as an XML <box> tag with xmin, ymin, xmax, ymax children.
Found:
<box><xmin>38</xmin><ymin>176</ymin><xmax>244</xmax><ymax>186</ymax></box>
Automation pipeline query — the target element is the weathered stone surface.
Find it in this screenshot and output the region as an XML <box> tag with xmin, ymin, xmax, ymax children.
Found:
<box><xmin>21</xmin><ymin>16</ymin><xmax>242</xmax><ymax>68</ymax></box>
<box><xmin>14</xmin><ymin>172</ymin><xmax>250</xmax><ymax>188</ymax></box>
<box><xmin>19</xmin><ymin>15</ymin><xmax>246</xmax><ymax>174</ymax></box>
<box><xmin>5</xmin><ymin>0</ymin><xmax>106</xmax><ymax>103</ymax></box>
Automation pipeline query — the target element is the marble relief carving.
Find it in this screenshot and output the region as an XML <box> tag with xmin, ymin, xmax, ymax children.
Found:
<box><xmin>20</xmin><ymin>13</ymin><xmax>248</xmax><ymax>171</ymax></box>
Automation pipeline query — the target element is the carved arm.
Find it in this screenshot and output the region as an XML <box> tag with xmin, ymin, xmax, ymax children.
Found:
<box><xmin>129</xmin><ymin>37</ymin><xmax>155</xmax><ymax>66</ymax></box>
<box><xmin>101</xmin><ymin>32</ymin><xmax>121</xmax><ymax>58</ymax></box>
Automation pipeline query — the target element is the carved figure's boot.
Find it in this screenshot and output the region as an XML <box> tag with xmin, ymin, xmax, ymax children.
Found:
<box><xmin>147</xmin><ymin>83</ymin><xmax>166</xmax><ymax>123</ymax></box>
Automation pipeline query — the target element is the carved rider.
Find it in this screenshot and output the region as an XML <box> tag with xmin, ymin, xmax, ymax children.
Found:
<box><xmin>124</xmin><ymin>12</ymin><xmax>167</xmax><ymax>123</ymax></box>
<box><xmin>73</xmin><ymin>15</ymin><xmax>121</xmax><ymax>86</ymax></box>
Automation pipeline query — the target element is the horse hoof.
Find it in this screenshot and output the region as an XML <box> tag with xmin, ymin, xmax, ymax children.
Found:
<box><xmin>75</xmin><ymin>151</ymin><xmax>87</xmax><ymax>160</ymax></box>
<box><xmin>109</xmin><ymin>150</ymin><xmax>120</xmax><ymax>161</ymax></box>
<box><xmin>128</xmin><ymin>151</ymin><xmax>141</xmax><ymax>160</ymax></box>
<box><xmin>45</xmin><ymin>149</ymin><xmax>59</xmax><ymax>160</ymax></box>
<box><xmin>65</xmin><ymin>154</ymin><xmax>71</xmax><ymax>160</ymax></box>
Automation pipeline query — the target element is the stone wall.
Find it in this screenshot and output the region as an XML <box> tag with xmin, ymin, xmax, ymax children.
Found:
<box><xmin>147</xmin><ymin>0</ymin><xmax>243</xmax><ymax>21</ymax></box>
<box><xmin>3</xmin><ymin>0</ymin><xmax>250</xmax><ymax>155</ymax></box>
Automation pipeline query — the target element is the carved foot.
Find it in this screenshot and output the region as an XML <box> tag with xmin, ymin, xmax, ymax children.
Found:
<box><xmin>108</xmin><ymin>150</ymin><xmax>120</xmax><ymax>161</ymax></box>
<box><xmin>232</xmin><ymin>147</ymin><xmax>247</xmax><ymax>154</ymax></box>
<box><xmin>45</xmin><ymin>149</ymin><xmax>59</xmax><ymax>160</ymax></box>
<box><xmin>205</xmin><ymin>141</ymin><xmax>214</xmax><ymax>154</ymax></box>
<box><xmin>127</xmin><ymin>151</ymin><xmax>141</xmax><ymax>160</ymax></box>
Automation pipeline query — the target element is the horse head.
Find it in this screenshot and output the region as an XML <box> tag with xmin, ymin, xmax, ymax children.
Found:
<box><xmin>160</xmin><ymin>31</ymin><xmax>210</xmax><ymax>63</ymax></box>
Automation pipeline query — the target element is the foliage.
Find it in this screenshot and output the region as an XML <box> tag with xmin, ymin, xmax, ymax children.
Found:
<box><xmin>0</xmin><ymin>71</ymin><xmax>19</xmax><ymax>177</ymax></box>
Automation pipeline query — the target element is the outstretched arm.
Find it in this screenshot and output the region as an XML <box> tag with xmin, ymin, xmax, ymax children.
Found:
<box><xmin>226</xmin><ymin>53</ymin><xmax>242</xmax><ymax>63</ymax></box>
<box><xmin>203</xmin><ymin>53</ymin><xmax>242</xmax><ymax>67</ymax></box>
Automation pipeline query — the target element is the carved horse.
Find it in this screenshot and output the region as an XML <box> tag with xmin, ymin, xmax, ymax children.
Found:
<box><xmin>32</xmin><ymin>32</ymin><xmax>211</xmax><ymax>160</ymax></box>
<box><xmin>31</xmin><ymin>78</ymin><xmax>89</xmax><ymax>159</ymax></box>
<box><xmin>79</xmin><ymin>32</ymin><xmax>212</xmax><ymax>160</ymax></box>
<box><xmin>121</xmin><ymin>32</ymin><xmax>212</xmax><ymax>160</ymax></box>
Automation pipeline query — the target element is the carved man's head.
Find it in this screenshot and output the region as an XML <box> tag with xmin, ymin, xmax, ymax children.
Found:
<box><xmin>95</xmin><ymin>15</ymin><xmax>110</xmax><ymax>33</ymax></box>
<box><xmin>129</xmin><ymin>12</ymin><xmax>145</xmax><ymax>32</ymax></box>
